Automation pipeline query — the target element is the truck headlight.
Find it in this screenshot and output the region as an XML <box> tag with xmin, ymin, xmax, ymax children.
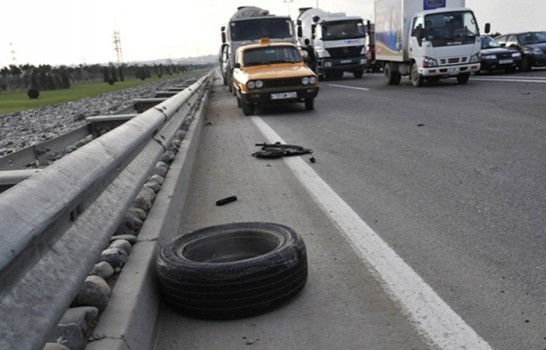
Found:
<box><xmin>423</xmin><ymin>57</ymin><xmax>438</xmax><ymax>67</ymax></box>
<box><xmin>470</xmin><ymin>54</ymin><xmax>479</xmax><ymax>63</ymax></box>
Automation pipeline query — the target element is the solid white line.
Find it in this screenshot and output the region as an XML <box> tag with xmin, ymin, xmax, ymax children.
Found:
<box><xmin>472</xmin><ymin>77</ymin><xmax>546</xmax><ymax>83</ymax></box>
<box><xmin>251</xmin><ymin>116</ymin><xmax>493</xmax><ymax>350</ymax></box>
<box><xmin>327</xmin><ymin>83</ymin><xmax>371</xmax><ymax>91</ymax></box>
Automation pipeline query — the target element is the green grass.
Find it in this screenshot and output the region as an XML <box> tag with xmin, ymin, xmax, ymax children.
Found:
<box><xmin>0</xmin><ymin>74</ymin><xmax>184</xmax><ymax>115</ymax></box>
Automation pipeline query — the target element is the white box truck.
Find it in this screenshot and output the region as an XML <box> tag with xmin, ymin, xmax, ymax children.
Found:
<box><xmin>296</xmin><ymin>7</ymin><xmax>367</xmax><ymax>79</ymax></box>
<box><xmin>374</xmin><ymin>0</ymin><xmax>487</xmax><ymax>87</ymax></box>
<box><xmin>220</xmin><ymin>6</ymin><xmax>296</xmax><ymax>90</ymax></box>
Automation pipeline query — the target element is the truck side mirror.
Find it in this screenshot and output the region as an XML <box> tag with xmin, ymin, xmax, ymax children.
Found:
<box><xmin>234</xmin><ymin>63</ymin><xmax>241</xmax><ymax>69</ymax></box>
<box><xmin>311</xmin><ymin>24</ymin><xmax>316</xmax><ymax>40</ymax></box>
<box><xmin>221</xmin><ymin>31</ymin><xmax>226</xmax><ymax>44</ymax></box>
<box><xmin>297</xmin><ymin>26</ymin><xmax>302</xmax><ymax>38</ymax></box>
<box><xmin>484</xmin><ymin>23</ymin><xmax>491</xmax><ymax>35</ymax></box>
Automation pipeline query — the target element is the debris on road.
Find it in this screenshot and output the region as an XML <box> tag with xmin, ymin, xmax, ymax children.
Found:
<box><xmin>216</xmin><ymin>195</ymin><xmax>238</xmax><ymax>206</ymax></box>
<box><xmin>252</xmin><ymin>142</ymin><xmax>313</xmax><ymax>159</ymax></box>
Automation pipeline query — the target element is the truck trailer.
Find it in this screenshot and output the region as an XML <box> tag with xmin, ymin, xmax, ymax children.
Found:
<box><xmin>220</xmin><ymin>6</ymin><xmax>296</xmax><ymax>90</ymax></box>
<box><xmin>296</xmin><ymin>7</ymin><xmax>367</xmax><ymax>79</ymax></box>
<box><xmin>374</xmin><ymin>0</ymin><xmax>486</xmax><ymax>87</ymax></box>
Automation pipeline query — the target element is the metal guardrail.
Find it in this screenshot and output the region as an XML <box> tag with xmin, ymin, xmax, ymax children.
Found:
<box><xmin>0</xmin><ymin>72</ymin><xmax>213</xmax><ymax>350</ymax></box>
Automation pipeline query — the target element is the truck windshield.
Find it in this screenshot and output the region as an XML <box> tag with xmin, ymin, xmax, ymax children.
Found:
<box><xmin>322</xmin><ymin>20</ymin><xmax>365</xmax><ymax>40</ymax></box>
<box><xmin>230</xmin><ymin>18</ymin><xmax>293</xmax><ymax>41</ymax></box>
<box><xmin>423</xmin><ymin>11</ymin><xmax>478</xmax><ymax>47</ymax></box>
<box><xmin>243</xmin><ymin>46</ymin><xmax>302</xmax><ymax>66</ymax></box>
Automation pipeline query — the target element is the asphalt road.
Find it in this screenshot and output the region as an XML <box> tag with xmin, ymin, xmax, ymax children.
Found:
<box><xmin>154</xmin><ymin>70</ymin><xmax>546</xmax><ymax>350</ymax></box>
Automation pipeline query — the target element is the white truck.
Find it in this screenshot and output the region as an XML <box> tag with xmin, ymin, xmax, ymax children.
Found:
<box><xmin>296</xmin><ymin>7</ymin><xmax>367</xmax><ymax>79</ymax></box>
<box><xmin>220</xmin><ymin>6</ymin><xmax>296</xmax><ymax>89</ymax></box>
<box><xmin>374</xmin><ymin>0</ymin><xmax>487</xmax><ymax>87</ymax></box>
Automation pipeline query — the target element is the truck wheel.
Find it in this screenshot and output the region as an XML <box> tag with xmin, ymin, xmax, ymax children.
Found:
<box><xmin>156</xmin><ymin>222</ymin><xmax>308</xmax><ymax>320</ymax></box>
<box><xmin>304</xmin><ymin>98</ymin><xmax>314</xmax><ymax>110</ymax></box>
<box><xmin>353</xmin><ymin>70</ymin><xmax>364</xmax><ymax>79</ymax></box>
<box><xmin>242</xmin><ymin>102</ymin><xmax>255</xmax><ymax>116</ymax></box>
<box><xmin>384</xmin><ymin>63</ymin><xmax>400</xmax><ymax>85</ymax></box>
<box><xmin>410</xmin><ymin>63</ymin><xmax>424</xmax><ymax>87</ymax></box>
<box><xmin>456</xmin><ymin>73</ymin><xmax>470</xmax><ymax>84</ymax></box>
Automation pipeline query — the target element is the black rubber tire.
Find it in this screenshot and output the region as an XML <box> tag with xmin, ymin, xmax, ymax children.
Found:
<box><xmin>456</xmin><ymin>73</ymin><xmax>470</xmax><ymax>84</ymax></box>
<box><xmin>156</xmin><ymin>222</ymin><xmax>308</xmax><ymax>320</ymax></box>
<box><xmin>384</xmin><ymin>62</ymin><xmax>400</xmax><ymax>85</ymax></box>
<box><xmin>304</xmin><ymin>98</ymin><xmax>314</xmax><ymax>111</ymax></box>
<box><xmin>410</xmin><ymin>62</ymin><xmax>424</xmax><ymax>87</ymax></box>
<box><xmin>520</xmin><ymin>56</ymin><xmax>531</xmax><ymax>72</ymax></box>
<box><xmin>242</xmin><ymin>102</ymin><xmax>255</xmax><ymax>116</ymax></box>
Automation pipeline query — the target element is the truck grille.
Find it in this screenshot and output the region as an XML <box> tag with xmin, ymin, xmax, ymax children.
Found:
<box><xmin>262</xmin><ymin>78</ymin><xmax>303</xmax><ymax>88</ymax></box>
<box><xmin>440</xmin><ymin>57</ymin><xmax>468</xmax><ymax>65</ymax></box>
<box><xmin>326</xmin><ymin>46</ymin><xmax>364</xmax><ymax>58</ymax></box>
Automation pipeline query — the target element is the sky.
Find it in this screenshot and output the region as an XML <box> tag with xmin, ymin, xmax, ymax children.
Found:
<box><xmin>1</xmin><ymin>0</ymin><xmax>545</xmax><ymax>67</ymax></box>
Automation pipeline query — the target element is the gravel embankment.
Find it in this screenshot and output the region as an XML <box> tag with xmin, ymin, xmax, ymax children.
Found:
<box><xmin>0</xmin><ymin>76</ymin><xmax>192</xmax><ymax>157</ymax></box>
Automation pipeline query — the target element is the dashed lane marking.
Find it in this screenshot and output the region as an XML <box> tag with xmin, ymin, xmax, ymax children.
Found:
<box><xmin>327</xmin><ymin>84</ymin><xmax>371</xmax><ymax>91</ymax></box>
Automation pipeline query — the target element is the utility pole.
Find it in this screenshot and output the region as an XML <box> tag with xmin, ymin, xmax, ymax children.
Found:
<box><xmin>113</xmin><ymin>30</ymin><xmax>124</xmax><ymax>64</ymax></box>
<box><xmin>284</xmin><ymin>0</ymin><xmax>293</xmax><ymax>15</ymax></box>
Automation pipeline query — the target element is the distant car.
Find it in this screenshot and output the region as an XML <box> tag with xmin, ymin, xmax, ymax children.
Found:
<box><xmin>495</xmin><ymin>31</ymin><xmax>546</xmax><ymax>71</ymax></box>
<box><xmin>231</xmin><ymin>39</ymin><xmax>319</xmax><ymax>116</ymax></box>
<box><xmin>479</xmin><ymin>36</ymin><xmax>521</xmax><ymax>73</ymax></box>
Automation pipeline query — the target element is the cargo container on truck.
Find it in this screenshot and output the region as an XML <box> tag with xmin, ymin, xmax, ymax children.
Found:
<box><xmin>374</xmin><ymin>0</ymin><xmax>487</xmax><ymax>87</ymax></box>
<box><xmin>220</xmin><ymin>6</ymin><xmax>296</xmax><ymax>91</ymax></box>
<box><xmin>296</xmin><ymin>7</ymin><xmax>367</xmax><ymax>79</ymax></box>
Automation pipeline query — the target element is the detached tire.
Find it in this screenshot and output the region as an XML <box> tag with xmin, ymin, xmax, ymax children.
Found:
<box><xmin>157</xmin><ymin>222</ymin><xmax>308</xmax><ymax>320</ymax></box>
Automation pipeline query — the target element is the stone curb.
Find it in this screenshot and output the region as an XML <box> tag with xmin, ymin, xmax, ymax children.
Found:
<box><xmin>85</xmin><ymin>81</ymin><xmax>211</xmax><ymax>350</ymax></box>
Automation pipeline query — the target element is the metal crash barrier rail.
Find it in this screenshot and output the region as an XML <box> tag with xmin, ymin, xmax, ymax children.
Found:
<box><xmin>0</xmin><ymin>72</ymin><xmax>213</xmax><ymax>350</ymax></box>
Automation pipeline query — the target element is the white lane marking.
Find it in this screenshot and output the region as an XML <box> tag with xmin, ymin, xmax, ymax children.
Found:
<box><xmin>251</xmin><ymin>116</ymin><xmax>493</xmax><ymax>350</ymax></box>
<box><xmin>473</xmin><ymin>77</ymin><xmax>546</xmax><ymax>83</ymax></box>
<box><xmin>327</xmin><ymin>84</ymin><xmax>371</xmax><ymax>91</ymax></box>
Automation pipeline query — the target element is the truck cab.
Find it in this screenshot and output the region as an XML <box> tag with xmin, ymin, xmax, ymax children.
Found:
<box><xmin>406</xmin><ymin>9</ymin><xmax>481</xmax><ymax>85</ymax></box>
<box><xmin>375</xmin><ymin>0</ymin><xmax>484</xmax><ymax>87</ymax></box>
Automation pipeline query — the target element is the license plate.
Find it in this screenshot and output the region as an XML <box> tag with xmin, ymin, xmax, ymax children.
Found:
<box><xmin>340</xmin><ymin>59</ymin><xmax>352</xmax><ymax>64</ymax></box>
<box><xmin>448</xmin><ymin>67</ymin><xmax>458</xmax><ymax>75</ymax></box>
<box><xmin>499</xmin><ymin>59</ymin><xmax>513</xmax><ymax>64</ymax></box>
<box><xmin>271</xmin><ymin>92</ymin><xmax>297</xmax><ymax>100</ymax></box>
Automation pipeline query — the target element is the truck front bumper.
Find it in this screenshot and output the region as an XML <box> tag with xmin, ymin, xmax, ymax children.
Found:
<box><xmin>320</xmin><ymin>57</ymin><xmax>368</xmax><ymax>72</ymax></box>
<box><xmin>420</xmin><ymin>63</ymin><xmax>480</xmax><ymax>77</ymax></box>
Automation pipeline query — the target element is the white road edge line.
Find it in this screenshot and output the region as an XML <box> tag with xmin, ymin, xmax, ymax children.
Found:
<box><xmin>327</xmin><ymin>83</ymin><xmax>371</xmax><ymax>91</ymax></box>
<box><xmin>251</xmin><ymin>116</ymin><xmax>493</xmax><ymax>350</ymax></box>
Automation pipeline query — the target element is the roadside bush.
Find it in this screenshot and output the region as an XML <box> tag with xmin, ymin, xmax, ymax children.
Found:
<box><xmin>27</xmin><ymin>88</ymin><xmax>40</xmax><ymax>99</ymax></box>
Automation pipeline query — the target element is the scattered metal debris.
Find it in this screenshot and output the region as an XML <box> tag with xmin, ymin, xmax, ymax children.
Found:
<box><xmin>252</xmin><ymin>142</ymin><xmax>313</xmax><ymax>158</ymax></box>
